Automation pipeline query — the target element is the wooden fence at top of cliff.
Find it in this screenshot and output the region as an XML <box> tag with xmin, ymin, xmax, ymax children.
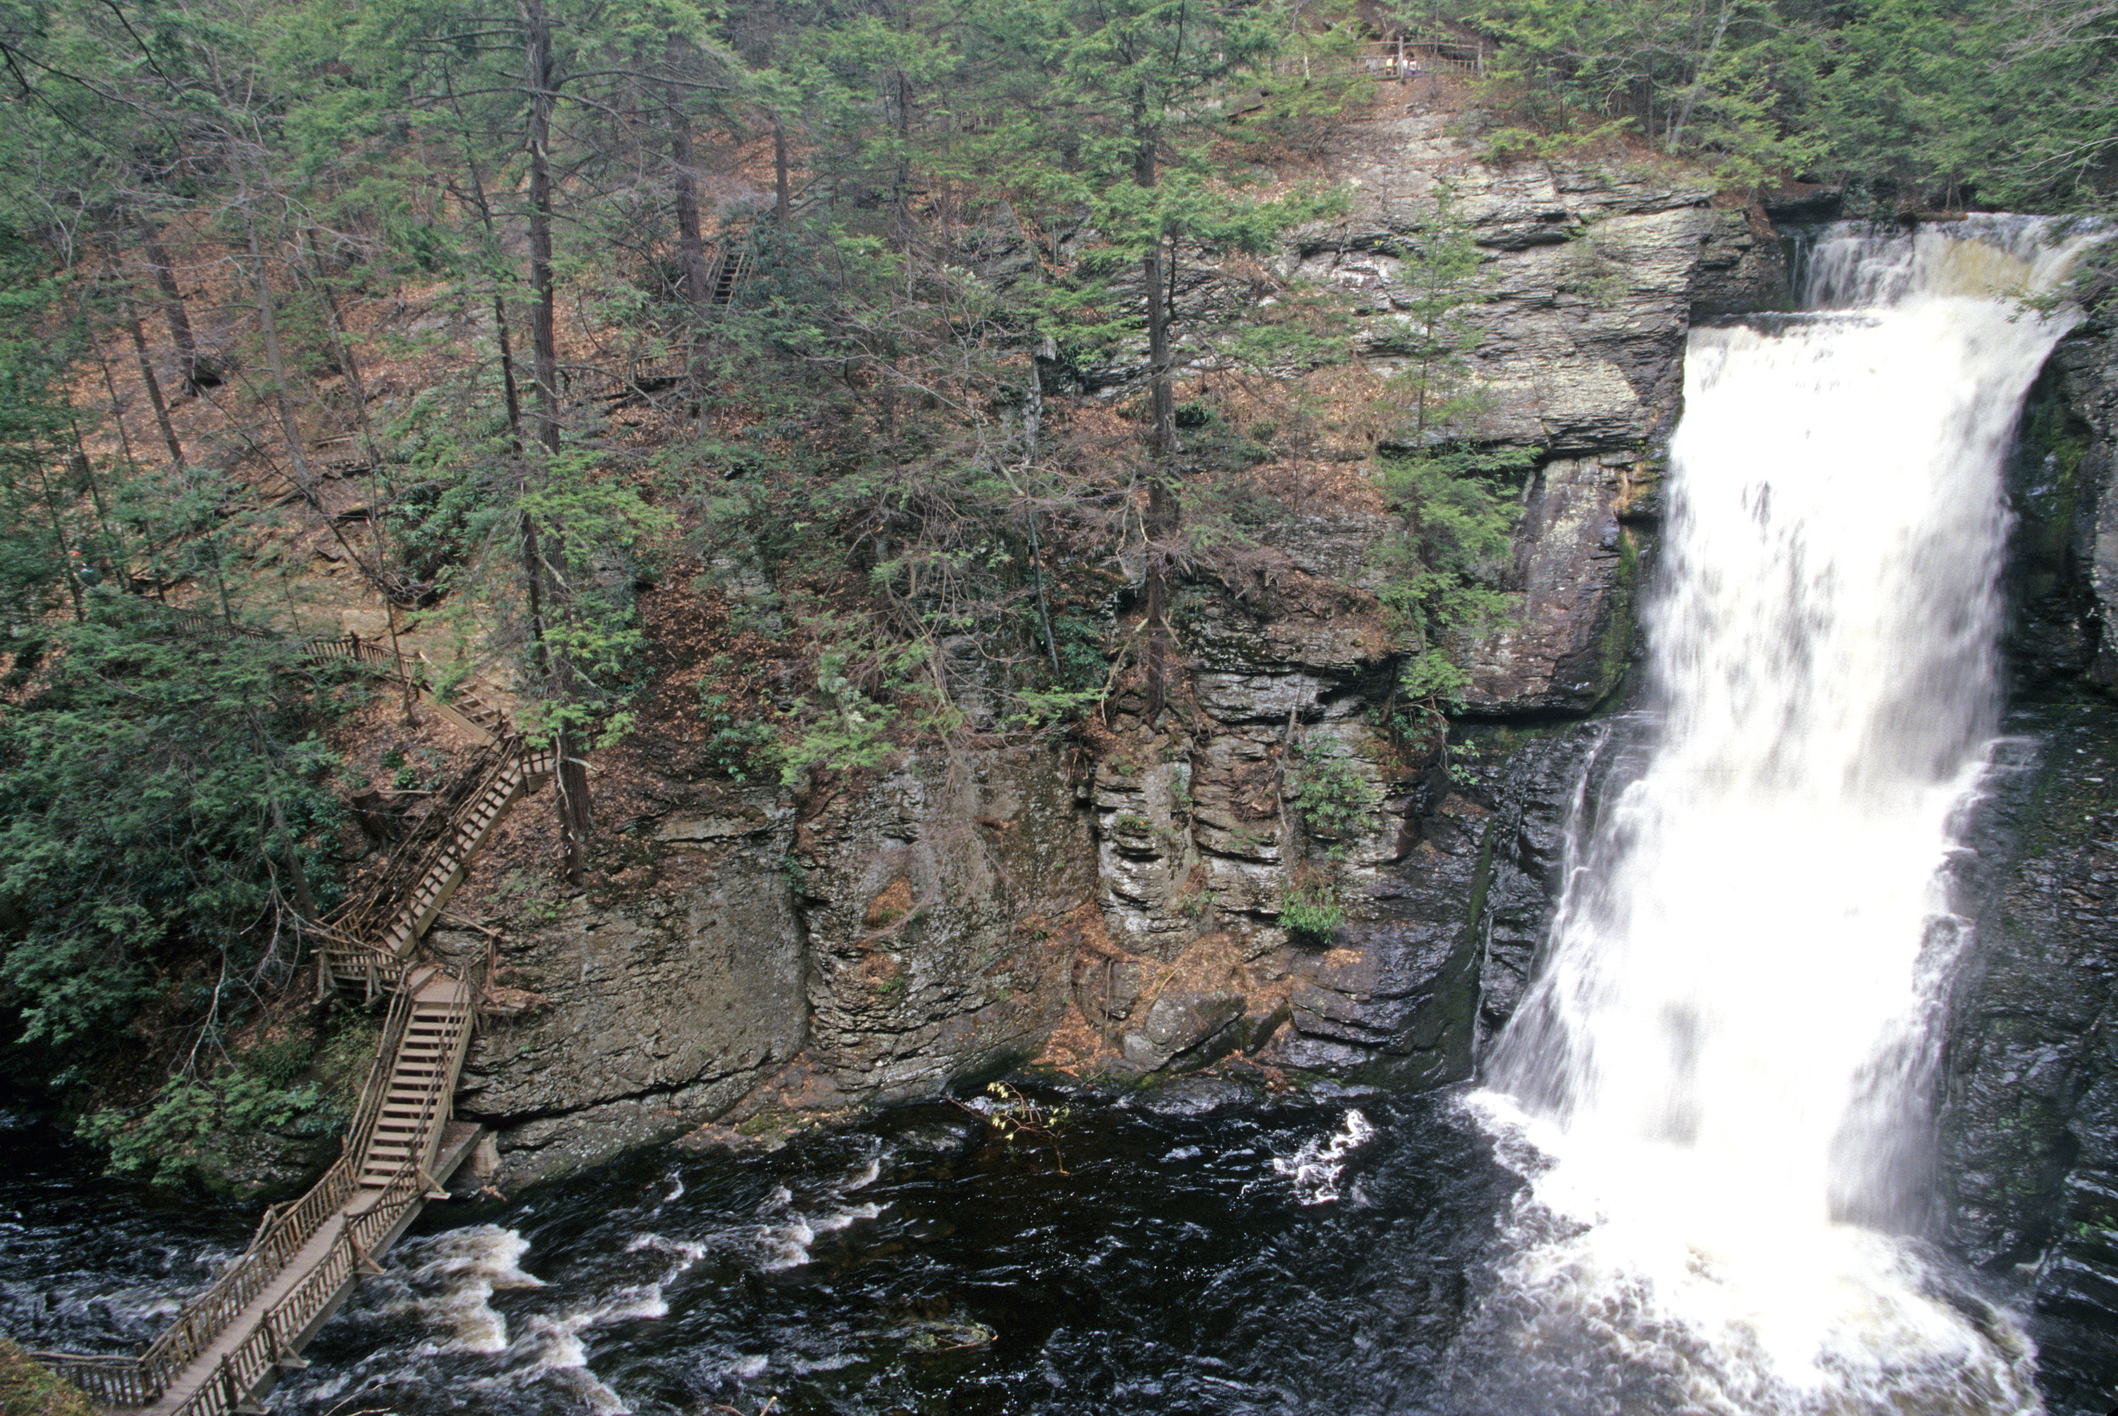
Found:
<box><xmin>1270</xmin><ymin>35</ymin><xmax>1485</xmax><ymax>80</ymax></box>
<box><xmin>153</xmin><ymin>607</ymin><xmax>400</xmax><ymax>674</ymax></box>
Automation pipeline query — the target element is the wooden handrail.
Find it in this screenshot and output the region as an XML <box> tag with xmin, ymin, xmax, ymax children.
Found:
<box><xmin>38</xmin><ymin>615</ymin><xmax>553</xmax><ymax>1413</ymax></box>
<box><xmin>342</xmin><ymin>983</ymin><xmax>416</xmax><ymax>1162</ymax></box>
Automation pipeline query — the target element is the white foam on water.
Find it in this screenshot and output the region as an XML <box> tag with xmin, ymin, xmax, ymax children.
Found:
<box><xmin>756</xmin><ymin>1201</ymin><xmax>884</xmax><ymax>1271</ymax></box>
<box><xmin>1271</xmin><ymin>1109</ymin><xmax>1374</xmax><ymax>1205</ymax></box>
<box><xmin>452</xmin><ymin>1221</ymin><xmax>712</xmax><ymax>1416</ymax></box>
<box><xmin>387</xmin><ymin>1223</ymin><xmax>545</xmax><ymax>1355</ymax></box>
<box><xmin>1470</xmin><ymin>217</ymin><xmax>2097</xmax><ymax>1414</ymax></box>
<box><xmin>751</xmin><ymin>1165</ymin><xmax>888</xmax><ymax>1271</ymax></box>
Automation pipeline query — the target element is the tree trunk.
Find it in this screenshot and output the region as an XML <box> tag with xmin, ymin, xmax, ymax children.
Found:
<box><xmin>1137</xmin><ymin>121</ymin><xmax>1179</xmax><ymax>723</ymax></box>
<box><xmin>774</xmin><ymin>116</ymin><xmax>793</xmax><ymax>221</ymax></box>
<box><xmin>303</xmin><ymin>230</ymin><xmax>417</xmax><ymax>720</ymax></box>
<box><xmin>522</xmin><ymin>0</ymin><xmax>590</xmax><ymax>887</ymax></box>
<box><xmin>669</xmin><ymin>79</ymin><xmax>713</xmax><ymax>392</ymax></box>
<box><xmin>523</xmin><ymin>0</ymin><xmax>562</xmax><ymax>465</ymax></box>
<box><xmin>444</xmin><ymin>72</ymin><xmax>527</xmax><ymax>456</ymax></box>
<box><xmin>134</xmin><ymin>215</ymin><xmax>205</xmax><ymax>392</ymax></box>
<box><xmin>244</xmin><ymin>209</ymin><xmax>379</xmax><ymax>583</ymax></box>
<box><xmin>1666</xmin><ymin>0</ymin><xmax>1735</xmax><ymax>154</ymax></box>
<box><xmin>34</xmin><ymin>463</ymin><xmax>82</xmax><ymax>621</ymax></box>
<box><xmin>242</xmin><ymin>214</ymin><xmax>321</xmax><ymax>505</ymax></box>
<box><xmin>123</xmin><ymin>299</ymin><xmax>187</xmax><ymax>475</ymax></box>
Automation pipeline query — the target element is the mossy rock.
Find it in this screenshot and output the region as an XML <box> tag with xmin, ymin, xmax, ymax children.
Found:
<box><xmin>0</xmin><ymin>1339</ymin><xmax>98</xmax><ymax>1416</ymax></box>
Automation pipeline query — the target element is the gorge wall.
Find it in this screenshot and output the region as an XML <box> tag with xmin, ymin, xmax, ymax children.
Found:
<box><xmin>452</xmin><ymin>102</ymin><xmax>1787</xmax><ymax>1189</ymax></box>
<box><xmin>435</xmin><ymin>104</ymin><xmax>2118</xmax><ymax>1412</ymax></box>
<box><xmin>1933</xmin><ymin>315</ymin><xmax>2118</xmax><ymax>1414</ymax></box>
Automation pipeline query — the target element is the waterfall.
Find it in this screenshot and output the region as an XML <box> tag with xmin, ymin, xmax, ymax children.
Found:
<box><xmin>1462</xmin><ymin>219</ymin><xmax>2096</xmax><ymax>1415</ymax></box>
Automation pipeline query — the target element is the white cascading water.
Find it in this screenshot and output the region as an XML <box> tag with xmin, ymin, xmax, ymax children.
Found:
<box><xmin>1467</xmin><ymin>218</ymin><xmax>2097</xmax><ymax>1414</ymax></box>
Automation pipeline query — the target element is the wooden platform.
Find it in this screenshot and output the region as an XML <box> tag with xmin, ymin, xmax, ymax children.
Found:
<box><xmin>31</xmin><ymin>623</ymin><xmax>539</xmax><ymax>1416</ymax></box>
<box><xmin>140</xmin><ymin>1122</ymin><xmax>484</xmax><ymax>1416</ymax></box>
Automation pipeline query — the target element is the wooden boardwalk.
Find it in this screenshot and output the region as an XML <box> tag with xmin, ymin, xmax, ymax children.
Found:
<box><xmin>33</xmin><ymin>631</ymin><xmax>556</xmax><ymax>1416</ymax></box>
<box><xmin>41</xmin><ymin>969</ymin><xmax>486</xmax><ymax>1416</ymax></box>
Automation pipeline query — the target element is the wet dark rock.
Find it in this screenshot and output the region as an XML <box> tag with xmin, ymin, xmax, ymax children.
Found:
<box><xmin>1264</xmin><ymin>792</ymin><xmax>1490</xmax><ymax>1088</ymax></box>
<box><xmin>2004</xmin><ymin>337</ymin><xmax>2107</xmax><ymax>688</ymax></box>
<box><xmin>1464</xmin><ymin>724</ymin><xmax>1617</xmax><ymax>1052</ymax></box>
<box><xmin>1115</xmin><ymin>1075</ymin><xmax>1266</xmax><ymax>1116</ymax></box>
<box><xmin>1939</xmin><ymin>703</ymin><xmax>2118</xmax><ymax>1416</ymax></box>
<box><xmin>1456</xmin><ymin>456</ymin><xmax>1650</xmax><ymax>715</ymax></box>
<box><xmin>1121</xmin><ymin>989</ymin><xmax>1248</xmax><ymax>1072</ymax></box>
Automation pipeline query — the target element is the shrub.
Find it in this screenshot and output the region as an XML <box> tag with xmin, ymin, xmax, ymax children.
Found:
<box><xmin>1292</xmin><ymin>743</ymin><xmax>1375</xmax><ymax>843</ymax></box>
<box><xmin>1282</xmin><ymin>879</ymin><xmax>1344</xmax><ymax>944</ymax></box>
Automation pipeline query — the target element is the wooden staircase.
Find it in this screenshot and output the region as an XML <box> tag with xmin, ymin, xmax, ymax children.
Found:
<box><xmin>34</xmin><ymin>618</ymin><xmax>564</xmax><ymax>1416</ymax></box>
<box><xmin>323</xmin><ymin>736</ymin><xmax>556</xmax><ymax>993</ymax></box>
<box><xmin>371</xmin><ymin>748</ymin><xmax>551</xmax><ymax>968</ymax></box>
<box><xmin>354</xmin><ymin>968</ymin><xmax>475</xmax><ymax>1190</ymax></box>
<box><xmin>40</xmin><ymin>959</ymin><xmax>492</xmax><ymax>1416</ymax></box>
<box><xmin>708</xmin><ymin>246</ymin><xmax>745</xmax><ymax>306</ymax></box>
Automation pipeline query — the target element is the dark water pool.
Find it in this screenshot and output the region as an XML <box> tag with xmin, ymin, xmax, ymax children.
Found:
<box><xmin>10</xmin><ymin>1084</ymin><xmax>2083</xmax><ymax>1415</ymax></box>
<box><xmin>2</xmin><ymin>1086</ymin><xmax>1515</xmax><ymax>1416</ymax></box>
<box><xmin>277</xmin><ymin>1085</ymin><xmax>1518</xmax><ymax>1416</ymax></box>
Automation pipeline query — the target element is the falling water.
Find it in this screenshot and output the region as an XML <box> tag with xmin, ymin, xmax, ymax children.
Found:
<box><xmin>1468</xmin><ymin>219</ymin><xmax>2096</xmax><ymax>1415</ymax></box>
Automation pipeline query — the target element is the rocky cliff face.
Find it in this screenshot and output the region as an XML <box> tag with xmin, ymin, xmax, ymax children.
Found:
<box><xmin>1060</xmin><ymin>113</ymin><xmax>1783</xmax><ymax>1089</ymax></box>
<box><xmin>455</xmin><ymin>107</ymin><xmax>1788</xmax><ymax>1192</ymax></box>
<box><xmin>440</xmin><ymin>119</ymin><xmax>2118</xmax><ymax>1416</ymax></box>
<box><xmin>1933</xmin><ymin>314</ymin><xmax>2118</xmax><ymax>1416</ymax></box>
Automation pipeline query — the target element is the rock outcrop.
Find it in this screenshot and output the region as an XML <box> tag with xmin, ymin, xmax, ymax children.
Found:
<box><xmin>1932</xmin><ymin>309</ymin><xmax>2118</xmax><ymax>1416</ymax></box>
<box><xmin>448</xmin><ymin>795</ymin><xmax>806</xmax><ymax>1182</ymax></box>
<box><xmin>456</xmin><ymin>109</ymin><xmax>1791</xmax><ymax>1183</ymax></box>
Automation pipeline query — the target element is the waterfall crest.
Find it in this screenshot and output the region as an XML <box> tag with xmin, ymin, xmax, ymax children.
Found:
<box><xmin>1461</xmin><ymin>218</ymin><xmax>2096</xmax><ymax>1415</ymax></box>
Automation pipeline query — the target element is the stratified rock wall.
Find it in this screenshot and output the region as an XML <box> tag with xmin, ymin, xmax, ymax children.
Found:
<box><xmin>1936</xmin><ymin>309</ymin><xmax>2118</xmax><ymax>1416</ymax></box>
<box><xmin>448</xmin><ymin>795</ymin><xmax>806</xmax><ymax>1183</ymax></box>
<box><xmin>788</xmin><ymin>744</ymin><xmax>1096</xmax><ymax>1101</ymax></box>
<box><xmin>458</xmin><ymin>113</ymin><xmax>1790</xmax><ymax>1184</ymax></box>
<box><xmin>1292</xmin><ymin>105</ymin><xmax>1780</xmax><ymax>715</ymax></box>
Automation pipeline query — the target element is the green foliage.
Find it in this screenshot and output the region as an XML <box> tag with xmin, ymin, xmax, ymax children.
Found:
<box><xmin>1375</xmin><ymin>446</ymin><xmax>1529</xmax><ymax>702</ymax></box>
<box><xmin>1808</xmin><ymin>0</ymin><xmax>2118</xmax><ymax>211</ymax></box>
<box><xmin>0</xmin><ymin>598</ymin><xmax>351</xmax><ymax>1053</ymax></box>
<box><xmin>1464</xmin><ymin>0</ymin><xmax>1821</xmax><ymax>184</ymax></box>
<box><xmin>696</xmin><ymin>687</ymin><xmax>783</xmax><ymax>783</ymax></box>
<box><xmin>0</xmin><ymin>1334</ymin><xmax>100</xmax><ymax>1416</ymax></box>
<box><xmin>1354</xmin><ymin>187</ymin><xmax>1531</xmax><ymax>703</ymax></box>
<box><xmin>243</xmin><ymin>1033</ymin><xmax>316</xmax><ymax>1090</ymax></box>
<box><xmin>1375</xmin><ymin>184</ymin><xmax>1496</xmax><ymax>447</ymax></box>
<box><xmin>1281</xmin><ymin>877</ymin><xmax>1344</xmax><ymax>943</ymax></box>
<box><xmin>79</xmin><ymin>1067</ymin><xmax>328</xmax><ymax>1187</ymax></box>
<box><xmin>1455</xmin><ymin>0</ymin><xmax>2118</xmax><ymax>210</ymax></box>
<box><xmin>1291</xmin><ymin>742</ymin><xmax>1376</xmax><ymax>842</ymax></box>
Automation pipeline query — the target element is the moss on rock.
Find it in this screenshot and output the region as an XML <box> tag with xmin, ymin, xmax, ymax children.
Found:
<box><xmin>0</xmin><ymin>1339</ymin><xmax>97</xmax><ymax>1416</ymax></box>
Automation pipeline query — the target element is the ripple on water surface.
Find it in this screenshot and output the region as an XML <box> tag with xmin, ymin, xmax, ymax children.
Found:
<box><xmin>261</xmin><ymin>1089</ymin><xmax>1515</xmax><ymax>1416</ymax></box>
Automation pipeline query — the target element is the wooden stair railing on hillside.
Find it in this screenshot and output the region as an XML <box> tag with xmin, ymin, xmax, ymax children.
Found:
<box><xmin>1267</xmin><ymin>34</ymin><xmax>1485</xmax><ymax>79</ymax></box>
<box><xmin>353</xmin><ymin>968</ymin><xmax>476</xmax><ymax>1190</ymax></box>
<box><xmin>37</xmin><ymin>954</ymin><xmax>491</xmax><ymax>1416</ymax></box>
<box><xmin>30</xmin><ymin>610</ymin><xmax>563</xmax><ymax>1415</ymax></box>
<box><xmin>324</xmin><ymin>736</ymin><xmax>556</xmax><ymax>991</ymax></box>
<box><xmin>707</xmin><ymin>244</ymin><xmax>746</xmax><ymax>306</ymax></box>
